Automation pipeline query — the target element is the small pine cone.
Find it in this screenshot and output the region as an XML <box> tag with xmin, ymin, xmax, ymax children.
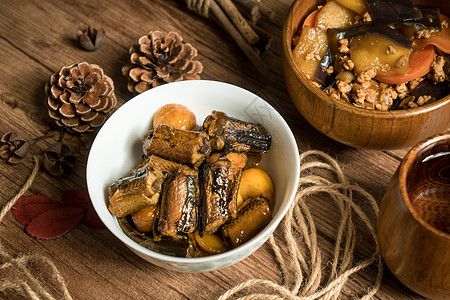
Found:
<box><xmin>122</xmin><ymin>31</ymin><xmax>203</xmax><ymax>93</ymax></box>
<box><xmin>45</xmin><ymin>62</ymin><xmax>117</xmax><ymax>133</ymax></box>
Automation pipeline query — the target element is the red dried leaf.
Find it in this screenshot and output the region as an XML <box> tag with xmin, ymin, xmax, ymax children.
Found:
<box><xmin>11</xmin><ymin>195</ymin><xmax>65</xmax><ymax>226</ymax></box>
<box><xmin>26</xmin><ymin>206</ymin><xmax>85</xmax><ymax>240</ymax></box>
<box><xmin>62</xmin><ymin>189</ymin><xmax>105</xmax><ymax>228</ymax></box>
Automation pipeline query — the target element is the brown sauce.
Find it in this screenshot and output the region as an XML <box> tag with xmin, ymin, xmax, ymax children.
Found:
<box><xmin>408</xmin><ymin>152</ymin><xmax>450</xmax><ymax>234</ymax></box>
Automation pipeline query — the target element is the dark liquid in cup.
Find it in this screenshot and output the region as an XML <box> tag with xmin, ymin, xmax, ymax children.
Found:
<box><xmin>408</xmin><ymin>152</ymin><xmax>450</xmax><ymax>234</ymax></box>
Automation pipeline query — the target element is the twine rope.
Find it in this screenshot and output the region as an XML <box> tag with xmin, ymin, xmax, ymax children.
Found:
<box><xmin>0</xmin><ymin>156</ymin><xmax>73</xmax><ymax>300</ymax></box>
<box><xmin>187</xmin><ymin>0</ymin><xmax>211</xmax><ymax>18</ymax></box>
<box><xmin>0</xmin><ymin>151</ymin><xmax>383</xmax><ymax>299</ymax></box>
<box><xmin>219</xmin><ymin>150</ymin><xmax>383</xmax><ymax>300</ymax></box>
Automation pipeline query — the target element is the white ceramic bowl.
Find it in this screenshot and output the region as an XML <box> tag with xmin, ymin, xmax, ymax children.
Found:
<box><xmin>87</xmin><ymin>80</ymin><xmax>300</xmax><ymax>272</ymax></box>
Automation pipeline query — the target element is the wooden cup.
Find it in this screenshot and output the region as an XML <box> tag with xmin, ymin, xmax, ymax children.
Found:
<box><xmin>378</xmin><ymin>133</ymin><xmax>450</xmax><ymax>299</ymax></box>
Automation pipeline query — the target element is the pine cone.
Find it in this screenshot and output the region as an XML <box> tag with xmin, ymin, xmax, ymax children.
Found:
<box><xmin>45</xmin><ymin>62</ymin><xmax>117</xmax><ymax>133</ymax></box>
<box><xmin>122</xmin><ymin>31</ymin><xmax>203</xmax><ymax>93</ymax></box>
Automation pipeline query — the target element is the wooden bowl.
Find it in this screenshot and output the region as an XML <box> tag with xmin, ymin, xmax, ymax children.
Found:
<box><xmin>378</xmin><ymin>132</ymin><xmax>450</xmax><ymax>299</ymax></box>
<box><xmin>281</xmin><ymin>0</ymin><xmax>450</xmax><ymax>149</ymax></box>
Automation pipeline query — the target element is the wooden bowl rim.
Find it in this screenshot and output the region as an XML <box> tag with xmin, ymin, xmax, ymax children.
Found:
<box><xmin>282</xmin><ymin>0</ymin><xmax>450</xmax><ymax>119</ymax></box>
<box><xmin>398</xmin><ymin>132</ymin><xmax>450</xmax><ymax>239</ymax></box>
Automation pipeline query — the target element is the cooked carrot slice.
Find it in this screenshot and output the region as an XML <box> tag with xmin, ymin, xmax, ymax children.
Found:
<box><xmin>376</xmin><ymin>45</ymin><xmax>436</xmax><ymax>84</ymax></box>
<box><xmin>414</xmin><ymin>14</ymin><xmax>450</xmax><ymax>54</ymax></box>
<box><xmin>303</xmin><ymin>9</ymin><xmax>320</xmax><ymax>28</ymax></box>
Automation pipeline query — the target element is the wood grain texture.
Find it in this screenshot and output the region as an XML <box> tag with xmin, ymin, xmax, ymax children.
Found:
<box><xmin>0</xmin><ymin>0</ymin><xmax>437</xmax><ymax>299</ymax></box>
<box><xmin>282</xmin><ymin>0</ymin><xmax>450</xmax><ymax>149</ymax></box>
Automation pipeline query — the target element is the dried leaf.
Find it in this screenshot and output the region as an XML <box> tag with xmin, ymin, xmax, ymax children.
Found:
<box><xmin>62</xmin><ymin>189</ymin><xmax>105</xmax><ymax>228</ymax></box>
<box><xmin>26</xmin><ymin>207</ymin><xmax>85</xmax><ymax>240</ymax></box>
<box><xmin>11</xmin><ymin>195</ymin><xmax>64</xmax><ymax>226</ymax></box>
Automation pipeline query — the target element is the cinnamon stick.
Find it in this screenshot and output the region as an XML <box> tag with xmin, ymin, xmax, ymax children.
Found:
<box><xmin>249</xmin><ymin>11</ymin><xmax>261</xmax><ymax>25</ymax></box>
<box><xmin>234</xmin><ymin>0</ymin><xmax>260</xmax><ymax>18</ymax></box>
<box><xmin>260</xmin><ymin>5</ymin><xmax>275</xmax><ymax>21</ymax></box>
<box><xmin>208</xmin><ymin>1</ymin><xmax>268</xmax><ymax>75</ymax></box>
<box><xmin>251</xmin><ymin>25</ymin><xmax>273</xmax><ymax>51</ymax></box>
<box><xmin>215</xmin><ymin>0</ymin><xmax>260</xmax><ymax>45</ymax></box>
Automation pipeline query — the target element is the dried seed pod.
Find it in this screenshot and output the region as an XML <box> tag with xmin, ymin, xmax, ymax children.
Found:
<box><xmin>43</xmin><ymin>141</ymin><xmax>76</xmax><ymax>176</ymax></box>
<box><xmin>78</xmin><ymin>26</ymin><xmax>106</xmax><ymax>51</ymax></box>
<box><xmin>122</xmin><ymin>31</ymin><xmax>203</xmax><ymax>93</ymax></box>
<box><xmin>0</xmin><ymin>132</ymin><xmax>29</xmax><ymax>164</ymax></box>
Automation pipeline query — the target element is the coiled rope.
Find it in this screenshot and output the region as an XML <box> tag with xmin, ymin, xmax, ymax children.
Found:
<box><xmin>219</xmin><ymin>150</ymin><xmax>383</xmax><ymax>300</ymax></box>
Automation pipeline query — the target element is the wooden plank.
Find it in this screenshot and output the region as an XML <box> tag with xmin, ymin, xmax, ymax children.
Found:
<box><xmin>0</xmin><ymin>0</ymin><xmax>425</xmax><ymax>299</ymax></box>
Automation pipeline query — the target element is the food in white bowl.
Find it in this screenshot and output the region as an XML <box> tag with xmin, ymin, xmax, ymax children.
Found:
<box><xmin>108</xmin><ymin>104</ymin><xmax>274</xmax><ymax>257</ymax></box>
<box><xmin>87</xmin><ymin>80</ymin><xmax>299</xmax><ymax>272</ymax></box>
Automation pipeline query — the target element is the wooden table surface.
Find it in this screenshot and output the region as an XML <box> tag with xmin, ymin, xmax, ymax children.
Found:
<box><xmin>0</xmin><ymin>0</ymin><xmax>431</xmax><ymax>299</ymax></box>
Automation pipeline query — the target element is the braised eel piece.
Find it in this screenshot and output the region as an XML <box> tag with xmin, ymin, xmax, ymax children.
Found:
<box><xmin>203</xmin><ymin>111</ymin><xmax>271</xmax><ymax>153</ymax></box>
<box><xmin>158</xmin><ymin>166</ymin><xmax>199</xmax><ymax>237</ymax></box>
<box><xmin>108</xmin><ymin>166</ymin><xmax>168</xmax><ymax>217</ymax></box>
<box><xmin>133</xmin><ymin>154</ymin><xmax>183</xmax><ymax>175</ymax></box>
<box><xmin>142</xmin><ymin>124</ymin><xmax>211</xmax><ymax>167</ymax></box>
<box><xmin>108</xmin><ymin>155</ymin><xmax>182</xmax><ymax>217</ymax></box>
<box><xmin>222</xmin><ymin>195</ymin><xmax>272</xmax><ymax>247</ymax></box>
<box><xmin>109</xmin><ymin>193</ymin><xmax>160</xmax><ymax>218</ymax></box>
<box><xmin>200</xmin><ymin>157</ymin><xmax>243</xmax><ymax>234</ymax></box>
